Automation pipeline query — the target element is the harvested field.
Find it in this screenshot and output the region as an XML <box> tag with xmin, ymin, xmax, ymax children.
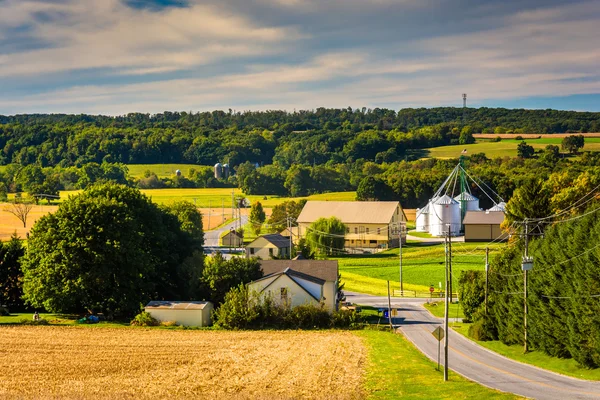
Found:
<box><xmin>0</xmin><ymin>327</ymin><xmax>365</xmax><ymax>400</ymax></box>
<box><xmin>0</xmin><ymin>203</ymin><xmax>58</xmax><ymax>241</ymax></box>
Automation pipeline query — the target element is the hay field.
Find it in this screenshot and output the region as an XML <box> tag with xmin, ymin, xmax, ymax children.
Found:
<box><xmin>0</xmin><ymin>327</ymin><xmax>365</xmax><ymax>400</ymax></box>
<box><xmin>0</xmin><ymin>203</ymin><xmax>58</xmax><ymax>241</ymax></box>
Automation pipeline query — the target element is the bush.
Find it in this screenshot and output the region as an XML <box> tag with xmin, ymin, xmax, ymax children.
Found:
<box><xmin>493</xmin><ymin>136</ymin><xmax>502</xmax><ymax>142</ymax></box>
<box><xmin>19</xmin><ymin>318</ymin><xmax>49</xmax><ymax>325</ymax></box>
<box><xmin>130</xmin><ymin>312</ymin><xmax>160</xmax><ymax>327</ymax></box>
<box><xmin>331</xmin><ymin>309</ymin><xmax>365</xmax><ymax>329</ymax></box>
<box><xmin>287</xmin><ymin>304</ymin><xmax>331</xmax><ymax>329</ymax></box>
<box><xmin>515</xmin><ymin>135</ymin><xmax>523</xmax><ymax>141</ymax></box>
<box><xmin>468</xmin><ymin>317</ymin><xmax>495</xmax><ymax>341</ymax></box>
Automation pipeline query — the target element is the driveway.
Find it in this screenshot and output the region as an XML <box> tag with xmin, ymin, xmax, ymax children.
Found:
<box><xmin>348</xmin><ymin>292</ymin><xmax>600</xmax><ymax>400</ymax></box>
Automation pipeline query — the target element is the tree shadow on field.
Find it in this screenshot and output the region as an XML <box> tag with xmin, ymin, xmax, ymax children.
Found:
<box><xmin>405</xmin><ymin>149</ymin><xmax>430</xmax><ymax>161</ymax></box>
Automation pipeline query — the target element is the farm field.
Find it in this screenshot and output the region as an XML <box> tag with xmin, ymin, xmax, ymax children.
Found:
<box><xmin>335</xmin><ymin>242</ymin><xmax>505</xmax><ymax>295</ymax></box>
<box><xmin>126</xmin><ymin>163</ymin><xmax>207</xmax><ymax>178</ymax></box>
<box><xmin>0</xmin><ymin>327</ymin><xmax>365</xmax><ymax>400</ymax></box>
<box><xmin>0</xmin><ymin>203</ymin><xmax>58</xmax><ymax>241</ymax></box>
<box><xmin>422</xmin><ymin>137</ymin><xmax>600</xmax><ymax>159</ymax></box>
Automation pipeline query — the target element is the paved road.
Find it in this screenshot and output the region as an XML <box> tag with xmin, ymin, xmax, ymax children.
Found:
<box><xmin>348</xmin><ymin>292</ymin><xmax>600</xmax><ymax>400</ymax></box>
<box><xmin>204</xmin><ymin>215</ymin><xmax>248</xmax><ymax>247</ymax></box>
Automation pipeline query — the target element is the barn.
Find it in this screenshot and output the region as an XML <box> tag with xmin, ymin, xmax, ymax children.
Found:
<box><xmin>145</xmin><ymin>301</ymin><xmax>214</xmax><ymax>327</ymax></box>
<box><xmin>463</xmin><ymin>211</ymin><xmax>508</xmax><ymax>242</ymax></box>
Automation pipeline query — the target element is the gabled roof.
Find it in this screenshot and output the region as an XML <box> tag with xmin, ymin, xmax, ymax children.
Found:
<box><xmin>253</xmin><ymin>268</ymin><xmax>324</xmax><ymax>302</ymax></box>
<box><xmin>260</xmin><ymin>260</ymin><xmax>338</xmax><ymax>282</ymax></box>
<box><xmin>463</xmin><ymin>211</ymin><xmax>506</xmax><ymax>225</ymax></box>
<box><xmin>146</xmin><ymin>301</ymin><xmax>212</xmax><ymax>310</ymax></box>
<box><xmin>297</xmin><ymin>201</ymin><xmax>403</xmax><ymax>224</ymax></box>
<box><xmin>247</xmin><ymin>233</ymin><xmax>290</xmax><ymax>248</ymax></box>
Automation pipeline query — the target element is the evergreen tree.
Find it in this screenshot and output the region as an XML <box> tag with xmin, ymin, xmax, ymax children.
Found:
<box><xmin>250</xmin><ymin>201</ymin><xmax>266</xmax><ymax>236</ymax></box>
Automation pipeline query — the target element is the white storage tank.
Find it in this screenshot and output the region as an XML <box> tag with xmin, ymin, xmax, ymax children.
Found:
<box><xmin>214</xmin><ymin>163</ymin><xmax>223</xmax><ymax>179</ymax></box>
<box><xmin>488</xmin><ymin>201</ymin><xmax>506</xmax><ymax>212</ymax></box>
<box><xmin>416</xmin><ymin>204</ymin><xmax>430</xmax><ymax>232</ymax></box>
<box><xmin>222</xmin><ymin>163</ymin><xmax>230</xmax><ymax>179</ymax></box>
<box><xmin>454</xmin><ymin>192</ymin><xmax>480</xmax><ymax>211</ymax></box>
<box><xmin>429</xmin><ymin>195</ymin><xmax>461</xmax><ymax>237</ymax></box>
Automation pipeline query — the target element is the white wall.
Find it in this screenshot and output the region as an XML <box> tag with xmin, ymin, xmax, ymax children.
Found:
<box><xmin>145</xmin><ymin>305</ymin><xmax>213</xmax><ymax>327</ymax></box>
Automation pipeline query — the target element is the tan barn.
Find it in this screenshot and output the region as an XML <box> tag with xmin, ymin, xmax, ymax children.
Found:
<box><xmin>296</xmin><ymin>201</ymin><xmax>406</xmax><ymax>250</ymax></box>
<box><xmin>220</xmin><ymin>230</ymin><xmax>243</xmax><ymax>247</ymax></box>
<box><xmin>245</xmin><ymin>233</ymin><xmax>291</xmax><ymax>259</ymax></box>
<box><xmin>463</xmin><ymin>211</ymin><xmax>508</xmax><ymax>242</ymax></box>
<box><xmin>145</xmin><ymin>301</ymin><xmax>214</xmax><ymax>327</ymax></box>
<box><xmin>249</xmin><ymin>260</ymin><xmax>339</xmax><ymax>312</ymax></box>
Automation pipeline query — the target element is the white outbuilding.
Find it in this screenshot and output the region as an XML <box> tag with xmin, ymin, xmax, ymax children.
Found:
<box><xmin>145</xmin><ymin>301</ymin><xmax>214</xmax><ymax>327</ymax></box>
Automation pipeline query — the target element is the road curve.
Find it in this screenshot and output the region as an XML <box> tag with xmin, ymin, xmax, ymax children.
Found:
<box><xmin>204</xmin><ymin>215</ymin><xmax>248</xmax><ymax>247</ymax></box>
<box><xmin>347</xmin><ymin>292</ymin><xmax>600</xmax><ymax>400</ymax></box>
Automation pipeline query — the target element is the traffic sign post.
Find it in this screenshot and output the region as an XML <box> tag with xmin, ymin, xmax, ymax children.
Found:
<box><xmin>429</xmin><ymin>285</ymin><xmax>435</xmax><ymax>300</ymax></box>
<box><xmin>432</xmin><ymin>326</ymin><xmax>445</xmax><ymax>371</ymax></box>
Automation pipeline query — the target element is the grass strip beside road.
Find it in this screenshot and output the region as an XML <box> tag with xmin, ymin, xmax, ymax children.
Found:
<box><xmin>423</xmin><ymin>301</ymin><xmax>466</xmax><ymax>320</ymax></box>
<box><xmin>341</xmin><ymin>271</ymin><xmax>429</xmax><ymax>297</ymax></box>
<box><xmin>453</xmin><ymin>324</ymin><xmax>600</xmax><ymax>381</ymax></box>
<box><xmin>358</xmin><ymin>329</ymin><xmax>521</xmax><ymax>399</ymax></box>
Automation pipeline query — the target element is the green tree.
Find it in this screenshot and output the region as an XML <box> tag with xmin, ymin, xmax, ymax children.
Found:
<box><xmin>21</xmin><ymin>183</ymin><xmax>199</xmax><ymax>316</ymax></box>
<box><xmin>201</xmin><ymin>254</ymin><xmax>262</xmax><ymax>305</ymax></box>
<box><xmin>459</xmin><ymin>126</ymin><xmax>475</xmax><ymax>145</ymax></box>
<box><xmin>504</xmin><ymin>178</ymin><xmax>551</xmax><ymax>226</ymax></box>
<box><xmin>267</xmin><ymin>199</ymin><xmax>307</xmax><ymax>233</ymax></box>
<box><xmin>516</xmin><ymin>141</ymin><xmax>535</xmax><ymax>158</ymax></box>
<box><xmin>0</xmin><ymin>234</ymin><xmax>26</xmax><ymax>310</ymax></box>
<box><xmin>561</xmin><ymin>135</ymin><xmax>585</xmax><ymax>154</ymax></box>
<box><xmin>250</xmin><ymin>201</ymin><xmax>266</xmax><ymax>236</ymax></box>
<box><xmin>306</xmin><ymin>217</ymin><xmax>347</xmax><ymax>256</ymax></box>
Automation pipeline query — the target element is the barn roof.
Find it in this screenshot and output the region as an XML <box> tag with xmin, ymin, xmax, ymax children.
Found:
<box><xmin>259</xmin><ymin>260</ymin><xmax>338</xmax><ymax>282</ymax></box>
<box><xmin>297</xmin><ymin>201</ymin><xmax>403</xmax><ymax>224</ymax></box>
<box><xmin>261</xmin><ymin>233</ymin><xmax>290</xmax><ymax>248</ymax></box>
<box><xmin>463</xmin><ymin>211</ymin><xmax>505</xmax><ymax>225</ymax></box>
<box><xmin>145</xmin><ymin>301</ymin><xmax>212</xmax><ymax>310</ymax></box>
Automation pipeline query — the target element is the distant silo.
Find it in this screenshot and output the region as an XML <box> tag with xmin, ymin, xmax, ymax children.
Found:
<box><xmin>454</xmin><ymin>192</ymin><xmax>480</xmax><ymax>211</ymax></box>
<box><xmin>416</xmin><ymin>204</ymin><xmax>430</xmax><ymax>232</ymax></box>
<box><xmin>488</xmin><ymin>202</ymin><xmax>506</xmax><ymax>212</ymax></box>
<box><xmin>214</xmin><ymin>163</ymin><xmax>223</xmax><ymax>179</ymax></box>
<box><xmin>222</xmin><ymin>164</ymin><xmax>230</xmax><ymax>179</ymax></box>
<box><xmin>429</xmin><ymin>195</ymin><xmax>461</xmax><ymax>237</ymax></box>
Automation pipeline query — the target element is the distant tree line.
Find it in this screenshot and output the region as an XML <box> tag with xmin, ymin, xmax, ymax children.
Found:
<box><xmin>1</xmin><ymin>108</ymin><xmax>599</xmax><ymax>168</ymax></box>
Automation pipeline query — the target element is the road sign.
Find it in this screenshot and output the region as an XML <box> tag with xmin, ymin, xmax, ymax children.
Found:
<box><xmin>432</xmin><ymin>326</ymin><xmax>444</xmax><ymax>341</ymax></box>
<box><xmin>383</xmin><ymin>310</ymin><xmax>389</xmax><ymax>319</ymax></box>
<box><xmin>429</xmin><ymin>285</ymin><xmax>435</xmax><ymax>293</ymax></box>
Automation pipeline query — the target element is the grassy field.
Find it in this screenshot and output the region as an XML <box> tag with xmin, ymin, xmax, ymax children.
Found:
<box><xmin>423</xmin><ymin>301</ymin><xmax>465</xmax><ymax>320</ymax></box>
<box><xmin>0</xmin><ymin>327</ymin><xmax>365</xmax><ymax>399</ymax></box>
<box><xmin>359</xmin><ymin>330</ymin><xmax>520</xmax><ymax>399</ymax></box>
<box><xmin>335</xmin><ymin>242</ymin><xmax>504</xmax><ymax>295</ymax></box>
<box><xmin>421</xmin><ymin>137</ymin><xmax>600</xmax><ymax>159</ymax></box>
<box><xmin>126</xmin><ymin>164</ymin><xmax>209</xmax><ymax>178</ymax></box>
<box><xmin>453</xmin><ymin>324</ymin><xmax>600</xmax><ymax>381</ymax></box>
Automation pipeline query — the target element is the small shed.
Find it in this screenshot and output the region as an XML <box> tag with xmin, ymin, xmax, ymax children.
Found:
<box><xmin>463</xmin><ymin>211</ymin><xmax>508</xmax><ymax>242</ymax></box>
<box><xmin>221</xmin><ymin>230</ymin><xmax>243</xmax><ymax>247</ymax></box>
<box><xmin>145</xmin><ymin>301</ymin><xmax>214</xmax><ymax>327</ymax></box>
<box><xmin>245</xmin><ymin>233</ymin><xmax>291</xmax><ymax>259</ymax></box>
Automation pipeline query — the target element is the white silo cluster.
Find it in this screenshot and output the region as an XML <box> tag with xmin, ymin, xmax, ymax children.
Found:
<box><xmin>429</xmin><ymin>195</ymin><xmax>463</xmax><ymax>236</ymax></box>
<box><xmin>214</xmin><ymin>163</ymin><xmax>231</xmax><ymax>179</ymax></box>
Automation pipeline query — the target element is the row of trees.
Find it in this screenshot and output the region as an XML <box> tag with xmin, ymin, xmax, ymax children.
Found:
<box><xmin>1</xmin><ymin>109</ymin><xmax>599</xmax><ymax>168</ymax></box>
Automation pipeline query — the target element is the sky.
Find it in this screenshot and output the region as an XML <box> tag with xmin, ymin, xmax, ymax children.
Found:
<box><xmin>1</xmin><ymin>0</ymin><xmax>599</xmax><ymax>115</ymax></box>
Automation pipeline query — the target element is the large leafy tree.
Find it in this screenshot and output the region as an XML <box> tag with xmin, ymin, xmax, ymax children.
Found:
<box><xmin>201</xmin><ymin>253</ymin><xmax>262</xmax><ymax>305</ymax></box>
<box><xmin>267</xmin><ymin>199</ymin><xmax>307</xmax><ymax>233</ymax></box>
<box><xmin>0</xmin><ymin>234</ymin><xmax>26</xmax><ymax>310</ymax></box>
<box><xmin>306</xmin><ymin>217</ymin><xmax>347</xmax><ymax>256</ymax></box>
<box><xmin>21</xmin><ymin>183</ymin><xmax>203</xmax><ymax>316</ymax></box>
<box><xmin>249</xmin><ymin>201</ymin><xmax>266</xmax><ymax>236</ymax></box>
<box><xmin>504</xmin><ymin>178</ymin><xmax>551</xmax><ymax>227</ymax></box>
<box><xmin>561</xmin><ymin>135</ymin><xmax>585</xmax><ymax>154</ymax></box>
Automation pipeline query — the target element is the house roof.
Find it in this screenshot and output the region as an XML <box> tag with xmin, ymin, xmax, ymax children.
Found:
<box><xmin>145</xmin><ymin>301</ymin><xmax>212</xmax><ymax>310</ymax></box>
<box><xmin>463</xmin><ymin>211</ymin><xmax>506</xmax><ymax>225</ymax></box>
<box><xmin>223</xmin><ymin>230</ymin><xmax>243</xmax><ymax>238</ymax></box>
<box><xmin>255</xmin><ymin>268</ymin><xmax>323</xmax><ymax>302</ymax></box>
<box><xmin>259</xmin><ymin>260</ymin><xmax>338</xmax><ymax>282</ymax></box>
<box><xmin>296</xmin><ymin>201</ymin><xmax>403</xmax><ymax>224</ymax></box>
<box><xmin>248</xmin><ymin>233</ymin><xmax>290</xmax><ymax>248</ymax></box>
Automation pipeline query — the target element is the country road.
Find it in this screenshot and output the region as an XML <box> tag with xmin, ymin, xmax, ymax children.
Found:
<box><xmin>346</xmin><ymin>292</ymin><xmax>600</xmax><ymax>400</ymax></box>
<box><xmin>204</xmin><ymin>215</ymin><xmax>248</xmax><ymax>247</ymax></box>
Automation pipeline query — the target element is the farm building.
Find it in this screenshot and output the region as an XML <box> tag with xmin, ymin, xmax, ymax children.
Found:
<box><xmin>220</xmin><ymin>229</ymin><xmax>243</xmax><ymax>247</ymax></box>
<box><xmin>296</xmin><ymin>201</ymin><xmax>406</xmax><ymax>250</ymax></box>
<box><xmin>245</xmin><ymin>233</ymin><xmax>291</xmax><ymax>259</ymax></box>
<box><xmin>463</xmin><ymin>211</ymin><xmax>508</xmax><ymax>242</ymax></box>
<box><xmin>250</xmin><ymin>260</ymin><xmax>339</xmax><ymax>312</ymax></box>
<box><xmin>145</xmin><ymin>301</ymin><xmax>214</xmax><ymax>327</ymax></box>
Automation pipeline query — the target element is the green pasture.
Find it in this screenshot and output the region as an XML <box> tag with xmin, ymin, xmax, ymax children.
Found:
<box><xmin>358</xmin><ymin>330</ymin><xmax>521</xmax><ymax>399</ymax></box>
<box><xmin>421</xmin><ymin>138</ymin><xmax>600</xmax><ymax>159</ymax></box>
<box><xmin>453</xmin><ymin>324</ymin><xmax>600</xmax><ymax>381</ymax></box>
<box><xmin>126</xmin><ymin>164</ymin><xmax>209</xmax><ymax>178</ymax></box>
<box><xmin>335</xmin><ymin>242</ymin><xmax>505</xmax><ymax>295</ymax></box>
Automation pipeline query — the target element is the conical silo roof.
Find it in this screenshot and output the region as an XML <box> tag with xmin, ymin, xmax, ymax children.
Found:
<box><xmin>434</xmin><ymin>194</ymin><xmax>459</xmax><ymax>205</ymax></box>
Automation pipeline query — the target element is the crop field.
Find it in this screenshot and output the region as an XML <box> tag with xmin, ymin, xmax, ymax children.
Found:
<box><xmin>126</xmin><ymin>163</ymin><xmax>208</xmax><ymax>178</ymax></box>
<box><xmin>335</xmin><ymin>242</ymin><xmax>505</xmax><ymax>295</ymax></box>
<box><xmin>0</xmin><ymin>203</ymin><xmax>58</xmax><ymax>241</ymax></box>
<box><xmin>0</xmin><ymin>327</ymin><xmax>365</xmax><ymax>400</ymax></box>
<box><xmin>422</xmin><ymin>138</ymin><xmax>600</xmax><ymax>159</ymax></box>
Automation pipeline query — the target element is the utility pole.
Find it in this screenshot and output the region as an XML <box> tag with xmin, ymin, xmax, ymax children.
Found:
<box><xmin>448</xmin><ymin>228</ymin><xmax>453</xmax><ymax>303</ymax></box>
<box><xmin>288</xmin><ymin>216</ymin><xmax>292</xmax><ymax>259</ymax></box>
<box><xmin>444</xmin><ymin>225</ymin><xmax>450</xmax><ymax>381</ymax></box>
<box><xmin>399</xmin><ymin>223</ymin><xmax>403</xmax><ymax>296</ymax></box>
<box><xmin>485</xmin><ymin>247</ymin><xmax>489</xmax><ymax>316</ymax></box>
<box><xmin>523</xmin><ymin>219</ymin><xmax>531</xmax><ymax>353</ymax></box>
<box><xmin>387</xmin><ymin>280</ymin><xmax>393</xmax><ymax>332</ymax></box>
<box><xmin>221</xmin><ymin>198</ymin><xmax>225</xmax><ymax>224</ymax></box>
<box><xmin>231</xmin><ymin>190</ymin><xmax>235</xmax><ymax>229</ymax></box>
<box><xmin>208</xmin><ymin>200</ymin><xmax>211</xmax><ymax>230</ymax></box>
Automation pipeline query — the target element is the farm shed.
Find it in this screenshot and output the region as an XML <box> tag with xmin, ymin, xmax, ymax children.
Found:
<box><xmin>463</xmin><ymin>211</ymin><xmax>508</xmax><ymax>242</ymax></box>
<box><xmin>245</xmin><ymin>233</ymin><xmax>290</xmax><ymax>259</ymax></box>
<box><xmin>220</xmin><ymin>230</ymin><xmax>243</xmax><ymax>247</ymax></box>
<box><xmin>145</xmin><ymin>301</ymin><xmax>214</xmax><ymax>327</ymax></box>
<box><xmin>255</xmin><ymin>260</ymin><xmax>339</xmax><ymax>312</ymax></box>
<box><xmin>296</xmin><ymin>201</ymin><xmax>407</xmax><ymax>250</ymax></box>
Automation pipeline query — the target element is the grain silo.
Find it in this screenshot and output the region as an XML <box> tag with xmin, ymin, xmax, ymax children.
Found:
<box><xmin>214</xmin><ymin>163</ymin><xmax>223</xmax><ymax>179</ymax></box>
<box><xmin>454</xmin><ymin>192</ymin><xmax>480</xmax><ymax>211</ymax></box>
<box><xmin>222</xmin><ymin>164</ymin><xmax>230</xmax><ymax>179</ymax></box>
<box><xmin>488</xmin><ymin>202</ymin><xmax>506</xmax><ymax>212</ymax></box>
<box><xmin>429</xmin><ymin>195</ymin><xmax>461</xmax><ymax>237</ymax></box>
<box><xmin>415</xmin><ymin>204</ymin><xmax>430</xmax><ymax>232</ymax></box>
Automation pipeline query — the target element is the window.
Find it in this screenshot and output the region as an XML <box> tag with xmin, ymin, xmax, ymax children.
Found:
<box><xmin>354</xmin><ymin>227</ymin><xmax>358</xmax><ymax>234</ymax></box>
<box><xmin>366</xmin><ymin>228</ymin><xmax>369</xmax><ymax>234</ymax></box>
<box><xmin>351</xmin><ymin>240</ymin><xmax>354</xmax><ymax>244</ymax></box>
<box><xmin>280</xmin><ymin>287</ymin><xmax>288</xmax><ymax>301</ymax></box>
<box><xmin>250</xmin><ymin>248</ymin><xmax>255</xmax><ymax>255</ymax></box>
<box><xmin>370</xmin><ymin>240</ymin><xmax>377</xmax><ymax>244</ymax></box>
<box><xmin>377</xmin><ymin>228</ymin><xmax>380</xmax><ymax>235</ymax></box>
<box><xmin>269</xmin><ymin>248</ymin><xmax>274</xmax><ymax>257</ymax></box>
<box><xmin>346</xmin><ymin>227</ymin><xmax>350</xmax><ymax>234</ymax></box>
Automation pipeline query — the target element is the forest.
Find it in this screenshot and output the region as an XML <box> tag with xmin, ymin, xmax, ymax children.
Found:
<box><xmin>1</xmin><ymin>107</ymin><xmax>600</xmax><ymax>169</ymax></box>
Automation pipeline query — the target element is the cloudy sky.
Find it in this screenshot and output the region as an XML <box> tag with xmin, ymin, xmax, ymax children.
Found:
<box><xmin>1</xmin><ymin>0</ymin><xmax>599</xmax><ymax>115</ymax></box>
